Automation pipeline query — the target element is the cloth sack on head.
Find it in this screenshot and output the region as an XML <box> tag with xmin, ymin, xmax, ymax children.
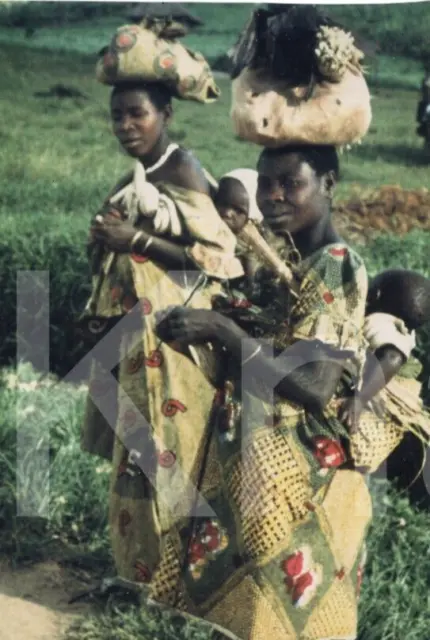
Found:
<box><xmin>222</xmin><ymin>168</ymin><xmax>263</xmax><ymax>223</ymax></box>
<box><xmin>231</xmin><ymin>66</ymin><xmax>372</xmax><ymax>147</ymax></box>
<box><xmin>96</xmin><ymin>22</ymin><xmax>220</xmax><ymax>104</ymax></box>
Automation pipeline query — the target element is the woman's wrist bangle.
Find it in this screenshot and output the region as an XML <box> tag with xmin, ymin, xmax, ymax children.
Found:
<box><xmin>242</xmin><ymin>344</ymin><xmax>262</xmax><ymax>366</ymax></box>
<box><xmin>130</xmin><ymin>231</ymin><xmax>153</xmax><ymax>254</ymax></box>
<box><xmin>130</xmin><ymin>231</ymin><xmax>143</xmax><ymax>252</ymax></box>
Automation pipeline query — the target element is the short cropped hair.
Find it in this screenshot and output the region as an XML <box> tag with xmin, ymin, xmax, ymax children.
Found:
<box><xmin>111</xmin><ymin>81</ymin><xmax>172</xmax><ymax>112</ymax></box>
<box><xmin>259</xmin><ymin>144</ymin><xmax>339</xmax><ymax>180</ymax></box>
<box><xmin>368</xmin><ymin>269</ymin><xmax>430</xmax><ymax>331</ymax></box>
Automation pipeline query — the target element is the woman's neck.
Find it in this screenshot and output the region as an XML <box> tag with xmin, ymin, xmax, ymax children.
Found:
<box><xmin>291</xmin><ymin>214</ymin><xmax>341</xmax><ymax>259</ymax></box>
<box><xmin>139</xmin><ymin>132</ymin><xmax>170</xmax><ymax>169</ymax></box>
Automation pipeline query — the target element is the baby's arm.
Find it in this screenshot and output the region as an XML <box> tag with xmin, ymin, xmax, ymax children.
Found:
<box><xmin>360</xmin><ymin>345</ymin><xmax>406</xmax><ymax>402</ymax></box>
<box><xmin>339</xmin><ymin>345</ymin><xmax>406</xmax><ymax>430</ymax></box>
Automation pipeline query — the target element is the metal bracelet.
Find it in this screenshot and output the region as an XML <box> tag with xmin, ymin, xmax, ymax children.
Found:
<box><xmin>130</xmin><ymin>231</ymin><xmax>153</xmax><ymax>254</ymax></box>
<box><xmin>241</xmin><ymin>344</ymin><xmax>262</xmax><ymax>366</ymax></box>
<box><xmin>130</xmin><ymin>231</ymin><xmax>143</xmax><ymax>252</ymax></box>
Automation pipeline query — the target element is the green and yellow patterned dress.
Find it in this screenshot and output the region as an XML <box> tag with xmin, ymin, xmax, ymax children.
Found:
<box><xmin>183</xmin><ymin>241</ymin><xmax>371</xmax><ymax>640</ymax></box>
<box><xmin>96</xmin><ymin>240</ymin><xmax>369</xmax><ymax>639</ymax></box>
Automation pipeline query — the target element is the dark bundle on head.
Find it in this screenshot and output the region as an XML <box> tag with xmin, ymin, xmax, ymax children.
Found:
<box><xmin>111</xmin><ymin>81</ymin><xmax>173</xmax><ymax>111</ymax></box>
<box><xmin>367</xmin><ymin>269</ymin><xmax>430</xmax><ymax>331</ymax></box>
<box><xmin>230</xmin><ymin>3</ymin><xmax>339</xmax><ymax>87</ymax></box>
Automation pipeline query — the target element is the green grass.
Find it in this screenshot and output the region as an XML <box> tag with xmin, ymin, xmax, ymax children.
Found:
<box><xmin>1</xmin><ymin>362</ymin><xmax>430</xmax><ymax>640</ymax></box>
<box><xmin>1</xmin><ymin>2</ymin><xmax>429</xmax><ymax>63</ymax></box>
<box><xmin>0</xmin><ymin>363</ymin><xmax>111</xmax><ymax>566</ymax></box>
<box><xmin>0</xmin><ymin>41</ymin><xmax>428</xmax><ymax>223</ymax></box>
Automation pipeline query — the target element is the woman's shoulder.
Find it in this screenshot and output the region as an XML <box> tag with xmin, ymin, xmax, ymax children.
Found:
<box><xmin>321</xmin><ymin>241</ymin><xmax>364</xmax><ymax>262</ymax></box>
<box><xmin>154</xmin><ymin>147</ymin><xmax>212</xmax><ymax>195</ymax></box>
<box><xmin>307</xmin><ymin>241</ymin><xmax>366</xmax><ymax>274</ymax></box>
<box><xmin>300</xmin><ymin>241</ymin><xmax>367</xmax><ymax>296</ymax></box>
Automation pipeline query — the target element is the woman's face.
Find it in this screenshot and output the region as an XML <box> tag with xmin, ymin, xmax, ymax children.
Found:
<box><xmin>111</xmin><ymin>89</ymin><xmax>168</xmax><ymax>158</ymax></box>
<box><xmin>214</xmin><ymin>177</ymin><xmax>249</xmax><ymax>235</ymax></box>
<box><xmin>256</xmin><ymin>151</ymin><xmax>334</xmax><ymax>235</ymax></box>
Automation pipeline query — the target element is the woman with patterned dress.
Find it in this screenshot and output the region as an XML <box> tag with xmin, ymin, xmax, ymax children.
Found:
<box><xmin>156</xmin><ymin>144</ymin><xmax>371</xmax><ymax>640</ymax></box>
<box><xmin>81</xmin><ymin>76</ymin><xmax>245</xmax><ymax>596</ymax></box>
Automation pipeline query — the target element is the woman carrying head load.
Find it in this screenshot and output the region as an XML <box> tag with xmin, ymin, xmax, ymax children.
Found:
<box><xmin>80</xmin><ymin>21</ymin><xmax>243</xmax><ymax>602</ymax></box>
<box><xmin>156</xmin><ymin>143</ymin><xmax>370</xmax><ymax>640</ymax></box>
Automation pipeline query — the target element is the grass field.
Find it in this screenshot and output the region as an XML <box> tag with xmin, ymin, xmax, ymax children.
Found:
<box><xmin>0</xmin><ymin>41</ymin><xmax>428</xmax><ymax>222</ymax></box>
<box><xmin>1</xmin><ymin>8</ymin><xmax>430</xmax><ymax>639</ymax></box>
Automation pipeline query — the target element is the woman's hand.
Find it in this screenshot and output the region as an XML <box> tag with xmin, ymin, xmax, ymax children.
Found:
<box><xmin>338</xmin><ymin>395</ymin><xmax>365</xmax><ymax>432</ymax></box>
<box><xmin>88</xmin><ymin>205</ymin><xmax>125</xmax><ymax>248</ymax></box>
<box><xmin>90</xmin><ymin>215</ymin><xmax>142</xmax><ymax>253</ymax></box>
<box><xmin>155</xmin><ymin>307</ymin><xmax>225</xmax><ymax>345</ymax></box>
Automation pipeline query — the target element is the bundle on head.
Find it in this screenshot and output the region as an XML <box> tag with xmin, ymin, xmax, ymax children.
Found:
<box><xmin>368</xmin><ymin>269</ymin><xmax>430</xmax><ymax>331</ymax></box>
<box><xmin>229</xmin><ymin>4</ymin><xmax>371</xmax><ymax>147</ymax></box>
<box><xmin>96</xmin><ymin>18</ymin><xmax>220</xmax><ymax>104</ymax></box>
<box><xmin>230</xmin><ymin>4</ymin><xmax>363</xmax><ymax>88</ymax></box>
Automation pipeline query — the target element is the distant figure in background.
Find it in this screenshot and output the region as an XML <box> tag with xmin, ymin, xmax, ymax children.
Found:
<box><xmin>416</xmin><ymin>70</ymin><xmax>430</xmax><ymax>147</ymax></box>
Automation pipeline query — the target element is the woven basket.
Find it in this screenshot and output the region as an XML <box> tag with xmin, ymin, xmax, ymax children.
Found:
<box><xmin>349</xmin><ymin>411</ymin><xmax>404</xmax><ymax>473</ymax></box>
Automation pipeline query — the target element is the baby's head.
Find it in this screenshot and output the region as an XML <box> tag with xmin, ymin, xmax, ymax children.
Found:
<box><xmin>367</xmin><ymin>269</ymin><xmax>430</xmax><ymax>331</ymax></box>
<box><xmin>214</xmin><ymin>169</ymin><xmax>263</xmax><ymax>235</ymax></box>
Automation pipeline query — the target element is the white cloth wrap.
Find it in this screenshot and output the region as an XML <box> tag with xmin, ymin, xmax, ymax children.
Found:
<box><xmin>109</xmin><ymin>161</ymin><xmax>182</xmax><ymax>236</ymax></box>
<box><xmin>364</xmin><ymin>312</ymin><xmax>416</xmax><ymax>360</ymax></box>
<box><xmin>222</xmin><ymin>168</ymin><xmax>263</xmax><ymax>223</ymax></box>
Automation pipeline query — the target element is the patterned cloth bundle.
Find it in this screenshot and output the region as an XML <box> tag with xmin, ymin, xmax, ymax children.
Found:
<box><xmin>96</xmin><ymin>18</ymin><xmax>220</xmax><ymax>104</ymax></box>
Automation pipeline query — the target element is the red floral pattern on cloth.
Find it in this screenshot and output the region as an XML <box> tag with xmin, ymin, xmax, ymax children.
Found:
<box><xmin>187</xmin><ymin>519</ymin><xmax>229</xmax><ymax>580</ymax></box>
<box><xmin>89</xmin><ymin>378</ymin><xmax>111</xmax><ymax>397</ymax></box>
<box><xmin>118</xmin><ymin>509</ymin><xmax>132</xmax><ymax>537</ymax></box>
<box><xmin>157</xmin><ymin>450</ymin><xmax>176</xmax><ymax>469</ymax></box>
<box><xmin>231</xmin><ymin>298</ymin><xmax>252</xmax><ymax>309</ymax></box>
<box><xmin>127</xmin><ymin>351</ymin><xmax>145</xmax><ymax>375</ymax></box>
<box><xmin>158</xmin><ymin>51</ymin><xmax>176</xmax><ymax>71</ymax></box>
<box><xmin>140</xmin><ymin>298</ymin><xmax>153</xmax><ymax>315</ymax></box>
<box><xmin>162</xmin><ymin>399</ymin><xmax>187</xmax><ymax>417</ymax></box>
<box><xmin>335</xmin><ymin>567</ymin><xmax>346</xmax><ymax>580</ymax></box>
<box><xmin>145</xmin><ymin>350</ymin><xmax>164</xmax><ymax>368</ymax></box>
<box><xmin>282</xmin><ymin>551</ymin><xmax>304</xmax><ymax>577</ymax></box>
<box><xmin>328</xmin><ymin>247</ymin><xmax>348</xmax><ymax>258</ymax></box>
<box><xmin>131</xmin><ymin>253</ymin><xmax>150</xmax><ymax>264</ymax></box>
<box><xmin>134</xmin><ymin>560</ymin><xmax>152</xmax><ymax>583</ymax></box>
<box><xmin>110</xmin><ymin>286</ymin><xmax>122</xmax><ymax>303</ymax></box>
<box><xmin>322</xmin><ymin>291</ymin><xmax>335</xmax><ymax>304</ymax></box>
<box><xmin>114</xmin><ymin>29</ymin><xmax>137</xmax><ymax>52</ymax></box>
<box><xmin>312</xmin><ymin>436</ymin><xmax>346</xmax><ymax>475</ymax></box>
<box><xmin>281</xmin><ymin>545</ymin><xmax>322</xmax><ymax>608</ymax></box>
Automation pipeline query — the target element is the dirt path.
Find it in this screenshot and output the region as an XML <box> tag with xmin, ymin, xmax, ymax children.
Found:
<box><xmin>0</xmin><ymin>559</ymin><xmax>94</xmax><ymax>640</ymax></box>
